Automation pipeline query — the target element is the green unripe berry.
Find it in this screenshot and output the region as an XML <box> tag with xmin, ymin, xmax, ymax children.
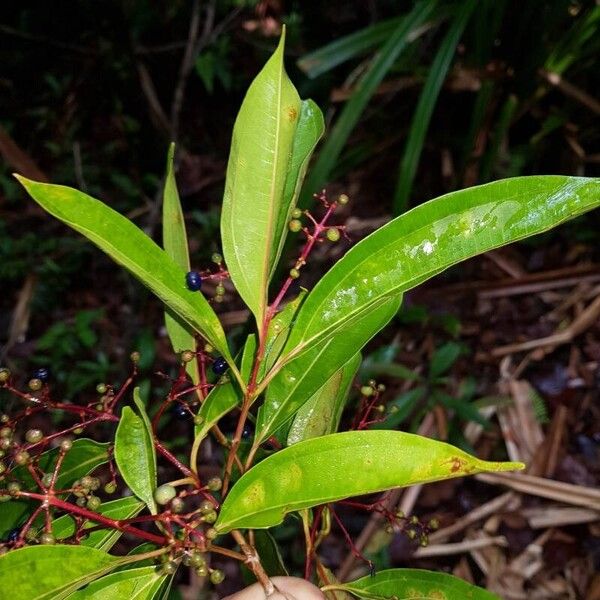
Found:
<box><xmin>291</xmin><ymin>208</ymin><xmax>303</xmax><ymax>218</ymax></box>
<box><xmin>170</xmin><ymin>497</ymin><xmax>185</xmax><ymax>513</ymax></box>
<box><xmin>73</xmin><ymin>427</ymin><xmax>84</xmax><ymax>435</ymax></box>
<box><xmin>406</xmin><ymin>529</ymin><xmax>417</xmax><ymax>540</ymax></box>
<box><xmin>0</xmin><ymin>415</ymin><xmax>9</xmax><ymax>423</ymax></box>
<box><xmin>420</xmin><ymin>535</ymin><xmax>429</xmax><ymax>547</ymax></box>
<box><xmin>0</xmin><ymin>427</ymin><xmax>12</xmax><ymax>439</ymax></box>
<box><xmin>0</xmin><ymin>438</ymin><xmax>12</xmax><ymax>451</ymax></box>
<box><xmin>39</xmin><ymin>532</ymin><xmax>56</xmax><ymax>545</ymax></box>
<box><xmin>0</xmin><ymin>461</ymin><xmax>5</xmax><ymax>475</ymax></box>
<box><xmin>28</xmin><ymin>378</ymin><xmax>42</xmax><ymax>391</ymax></box>
<box><xmin>199</xmin><ymin>499</ymin><xmax>214</xmax><ymax>514</ymax></box>
<box><xmin>189</xmin><ymin>551</ymin><xmax>205</xmax><ymax>568</ymax></box>
<box><xmin>207</xmin><ymin>476</ymin><xmax>222</xmax><ymax>491</ymax></box>
<box><xmin>215</xmin><ymin>283</ymin><xmax>225</xmax><ymax>296</ymax></box>
<box><xmin>14</xmin><ymin>451</ymin><xmax>30</xmax><ymax>466</ymax></box>
<box><xmin>210</xmin><ymin>569</ymin><xmax>225</xmax><ymax>584</ymax></box>
<box><xmin>181</xmin><ymin>350</ymin><xmax>194</xmax><ymax>363</ymax></box>
<box><xmin>96</xmin><ymin>383</ymin><xmax>107</xmax><ymax>394</ymax></box>
<box><xmin>25</xmin><ymin>429</ymin><xmax>43</xmax><ymax>444</ymax></box>
<box><xmin>211</xmin><ymin>253</ymin><xmax>223</xmax><ymax>265</ymax></box>
<box><xmin>396</xmin><ymin>510</ymin><xmax>405</xmax><ymax>519</ymax></box>
<box><xmin>368</xmin><ymin>379</ymin><xmax>377</xmax><ymax>388</ymax></box>
<box><xmin>338</xmin><ymin>193</ymin><xmax>349</xmax><ymax>205</ymax></box>
<box><xmin>87</xmin><ymin>496</ymin><xmax>102</xmax><ymax>511</ymax></box>
<box><xmin>161</xmin><ymin>561</ymin><xmax>178</xmax><ymax>576</ymax></box>
<box><xmin>60</xmin><ymin>438</ymin><xmax>73</xmax><ymax>452</ymax></box>
<box><xmin>104</xmin><ymin>481</ymin><xmax>117</xmax><ymax>494</ymax></box>
<box><xmin>130</xmin><ymin>351</ymin><xmax>141</xmax><ymax>364</ymax></box>
<box><xmin>76</xmin><ymin>497</ymin><xmax>87</xmax><ymax>507</ymax></box>
<box><xmin>193</xmin><ymin>415</ymin><xmax>204</xmax><ymax>426</ymax></box>
<box><xmin>288</xmin><ymin>219</ymin><xmax>302</xmax><ymax>232</ymax></box>
<box><xmin>195</xmin><ymin>565</ymin><xmax>209</xmax><ymax>577</ymax></box>
<box><xmin>80</xmin><ymin>476</ymin><xmax>95</xmax><ymax>490</ymax></box>
<box><xmin>24</xmin><ymin>528</ymin><xmax>37</xmax><ymax>542</ymax></box>
<box><xmin>95</xmin><ymin>404</ymin><xmax>103</xmax><ymax>411</ymax></box>
<box><xmin>203</xmin><ymin>510</ymin><xmax>217</xmax><ymax>524</ymax></box>
<box><xmin>409</xmin><ymin>515</ymin><xmax>419</xmax><ymax>525</ymax></box>
<box><xmin>214</xmin><ymin>294</ymin><xmax>224</xmax><ymax>303</ymax></box>
<box><xmin>375</xmin><ymin>404</ymin><xmax>385</xmax><ymax>413</ymax></box>
<box><xmin>7</xmin><ymin>481</ymin><xmax>21</xmax><ymax>495</ymax></box>
<box><xmin>154</xmin><ymin>484</ymin><xmax>177</xmax><ymax>506</ymax></box>
<box><xmin>41</xmin><ymin>473</ymin><xmax>53</xmax><ymax>487</ymax></box>
<box><xmin>204</xmin><ymin>343</ymin><xmax>214</xmax><ymax>354</ymax></box>
<box><xmin>428</xmin><ymin>518</ymin><xmax>439</xmax><ymax>530</ymax></box>
<box><xmin>289</xmin><ymin>268</ymin><xmax>300</xmax><ymax>279</ymax></box>
<box><xmin>377</xmin><ymin>383</ymin><xmax>386</xmax><ymax>392</ymax></box>
<box><xmin>0</xmin><ymin>368</ymin><xmax>10</xmax><ymax>383</ymax></box>
<box><xmin>326</xmin><ymin>228</ymin><xmax>341</xmax><ymax>242</ymax></box>
<box><xmin>360</xmin><ymin>385</ymin><xmax>374</xmax><ymax>397</ymax></box>
<box><xmin>205</xmin><ymin>527</ymin><xmax>218</xmax><ymax>540</ymax></box>
<box><xmin>0</xmin><ymin>493</ymin><xmax>10</xmax><ymax>503</ymax></box>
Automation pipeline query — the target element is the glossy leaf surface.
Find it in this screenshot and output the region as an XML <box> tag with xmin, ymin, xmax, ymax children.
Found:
<box><xmin>162</xmin><ymin>143</ymin><xmax>199</xmax><ymax>383</ymax></box>
<box><xmin>115</xmin><ymin>391</ymin><xmax>157</xmax><ymax>513</ymax></box>
<box><xmin>16</xmin><ymin>176</ymin><xmax>230</xmax><ymax>361</ymax></box>
<box><xmin>255</xmin><ymin>297</ymin><xmax>400</xmax><ymax>446</ymax></box>
<box><xmin>287</xmin><ymin>177</ymin><xmax>600</xmax><ymax>363</ymax></box>
<box><xmin>0</xmin><ymin>439</ymin><xmax>109</xmax><ymax>539</ymax></box>
<box><xmin>53</xmin><ymin>496</ymin><xmax>144</xmax><ymax>550</ymax></box>
<box><xmin>0</xmin><ymin>545</ymin><xmax>121</xmax><ymax>600</ymax></box>
<box><xmin>221</xmin><ymin>29</ymin><xmax>302</xmax><ymax>326</ymax></box>
<box><xmin>67</xmin><ymin>566</ymin><xmax>166</xmax><ymax>599</ymax></box>
<box><xmin>337</xmin><ymin>568</ymin><xmax>499</xmax><ymax>600</ymax></box>
<box><xmin>216</xmin><ymin>430</ymin><xmax>524</xmax><ymax>531</ymax></box>
<box><xmin>287</xmin><ymin>352</ymin><xmax>360</xmax><ymax>445</ymax></box>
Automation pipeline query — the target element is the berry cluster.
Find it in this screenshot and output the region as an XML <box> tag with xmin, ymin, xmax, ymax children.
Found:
<box><xmin>185</xmin><ymin>253</ymin><xmax>228</xmax><ymax>303</ymax></box>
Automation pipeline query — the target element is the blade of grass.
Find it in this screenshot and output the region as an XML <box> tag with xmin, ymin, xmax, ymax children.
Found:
<box><xmin>299</xmin><ymin>1</ymin><xmax>439</xmax><ymax>207</ymax></box>
<box><xmin>393</xmin><ymin>0</ymin><xmax>477</xmax><ymax>214</ymax></box>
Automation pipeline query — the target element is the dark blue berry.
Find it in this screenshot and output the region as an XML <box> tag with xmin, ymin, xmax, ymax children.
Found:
<box><xmin>242</xmin><ymin>423</ymin><xmax>254</xmax><ymax>439</ymax></box>
<box><xmin>33</xmin><ymin>367</ymin><xmax>50</xmax><ymax>382</ymax></box>
<box><xmin>212</xmin><ymin>357</ymin><xmax>228</xmax><ymax>375</ymax></box>
<box><xmin>185</xmin><ymin>271</ymin><xmax>203</xmax><ymax>291</ymax></box>
<box><xmin>171</xmin><ymin>403</ymin><xmax>190</xmax><ymax>420</ymax></box>
<box><xmin>7</xmin><ymin>528</ymin><xmax>20</xmax><ymax>543</ymax></box>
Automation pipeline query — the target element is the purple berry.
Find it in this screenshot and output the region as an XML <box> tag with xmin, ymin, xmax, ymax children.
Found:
<box><xmin>186</xmin><ymin>271</ymin><xmax>203</xmax><ymax>291</ymax></box>
<box><xmin>211</xmin><ymin>357</ymin><xmax>227</xmax><ymax>375</ymax></box>
<box><xmin>33</xmin><ymin>367</ymin><xmax>50</xmax><ymax>382</ymax></box>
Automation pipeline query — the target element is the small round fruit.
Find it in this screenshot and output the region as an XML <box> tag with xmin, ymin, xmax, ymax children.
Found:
<box><xmin>7</xmin><ymin>481</ymin><xmax>21</xmax><ymax>495</ymax></box>
<box><xmin>0</xmin><ymin>427</ymin><xmax>12</xmax><ymax>439</ymax></box>
<box><xmin>210</xmin><ymin>569</ymin><xmax>225</xmax><ymax>584</ymax></box>
<box><xmin>104</xmin><ymin>481</ymin><xmax>117</xmax><ymax>494</ymax></box>
<box><xmin>193</xmin><ymin>415</ymin><xmax>204</xmax><ymax>426</ymax></box>
<box><xmin>203</xmin><ymin>510</ymin><xmax>217</xmax><ymax>524</ymax></box>
<box><xmin>73</xmin><ymin>427</ymin><xmax>84</xmax><ymax>435</ymax></box>
<box><xmin>205</xmin><ymin>527</ymin><xmax>218</xmax><ymax>540</ymax></box>
<box><xmin>207</xmin><ymin>476</ymin><xmax>222</xmax><ymax>491</ymax></box>
<box><xmin>87</xmin><ymin>496</ymin><xmax>102</xmax><ymax>511</ymax></box>
<box><xmin>0</xmin><ymin>368</ymin><xmax>10</xmax><ymax>383</ymax></box>
<box><xmin>154</xmin><ymin>484</ymin><xmax>177</xmax><ymax>506</ymax></box>
<box><xmin>41</xmin><ymin>473</ymin><xmax>53</xmax><ymax>487</ymax></box>
<box><xmin>288</xmin><ymin>219</ymin><xmax>302</xmax><ymax>232</ymax></box>
<box><xmin>326</xmin><ymin>228</ymin><xmax>341</xmax><ymax>242</ymax></box>
<box><xmin>360</xmin><ymin>385</ymin><xmax>374</xmax><ymax>397</ymax></box>
<box><xmin>161</xmin><ymin>561</ymin><xmax>178</xmax><ymax>576</ymax></box>
<box><xmin>211</xmin><ymin>253</ymin><xmax>223</xmax><ymax>265</ymax></box>
<box><xmin>170</xmin><ymin>497</ymin><xmax>185</xmax><ymax>513</ymax></box>
<box><xmin>96</xmin><ymin>383</ymin><xmax>107</xmax><ymax>394</ymax></box>
<box><xmin>291</xmin><ymin>208</ymin><xmax>302</xmax><ymax>218</ymax></box>
<box><xmin>0</xmin><ymin>461</ymin><xmax>5</xmax><ymax>475</ymax></box>
<box><xmin>171</xmin><ymin>403</ymin><xmax>189</xmax><ymax>420</ymax></box>
<box><xmin>33</xmin><ymin>367</ymin><xmax>50</xmax><ymax>382</ymax></box>
<box><xmin>337</xmin><ymin>193</ymin><xmax>349</xmax><ymax>205</ymax></box>
<box><xmin>130</xmin><ymin>351</ymin><xmax>141</xmax><ymax>364</ymax></box>
<box><xmin>211</xmin><ymin>357</ymin><xmax>228</xmax><ymax>376</ymax></box>
<box><xmin>199</xmin><ymin>499</ymin><xmax>214</xmax><ymax>514</ymax></box>
<box><xmin>215</xmin><ymin>283</ymin><xmax>225</xmax><ymax>296</ymax></box>
<box><xmin>7</xmin><ymin>528</ymin><xmax>20</xmax><ymax>543</ymax></box>
<box><xmin>181</xmin><ymin>350</ymin><xmax>194</xmax><ymax>363</ymax></box>
<box><xmin>25</xmin><ymin>429</ymin><xmax>43</xmax><ymax>444</ymax></box>
<box><xmin>28</xmin><ymin>378</ymin><xmax>42</xmax><ymax>392</ymax></box>
<box><xmin>185</xmin><ymin>271</ymin><xmax>203</xmax><ymax>291</ymax></box>
<box><xmin>195</xmin><ymin>564</ymin><xmax>209</xmax><ymax>577</ymax></box>
<box><xmin>189</xmin><ymin>551</ymin><xmax>205</xmax><ymax>568</ymax></box>
<box><xmin>60</xmin><ymin>438</ymin><xmax>73</xmax><ymax>452</ymax></box>
<box><xmin>40</xmin><ymin>532</ymin><xmax>55</xmax><ymax>545</ymax></box>
<box><xmin>289</xmin><ymin>268</ymin><xmax>300</xmax><ymax>279</ymax></box>
<box><xmin>14</xmin><ymin>451</ymin><xmax>30</xmax><ymax>466</ymax></box>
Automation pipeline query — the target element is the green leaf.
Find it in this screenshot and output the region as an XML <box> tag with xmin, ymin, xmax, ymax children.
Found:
<box><xmin>15</xmin><ymin>175</ymin><xmax>231</xmax><ymax>362</ymax></box>
<box><xmin>393</xmin><ymin>0</ymin><xmax>477</xmax><ymax>213</ymax></box>
<box><xmin>429</xmin><ymin>342</ymin><xmax>463</xmax><ymax>378</ymax></box>
<box><xmin>52</xmin><ymin>496</ymin><xmax>145</xmax><ymax>550</ymax></box>
<box><xmin>287</xmin><ymin>352</ymin><xmax>360</xmax><ymax>445</ymax></box>
<box><xmin>215</xmin><ymin>430</ymin><xmax>524</xmax><ymax>532</ymax></box>
<box><xmin>67</xmin><ymin>566</ymin><xmax>166</xmax><ymax>599</ymax></box>
<box><xmin>334</xmin><ymin>568</ymin><xmax>499</xmax><ymax>600</ymax></box>
<box><xmin>162</xmin><ymin>143</ymin><xmax>199</xmax><ymax>384</ymax></box>
<box><xmin>0</xmin><ymin>545</ymin><xmax>123</xmax><ymax>600</ymax></box>
<box><xmin>245</xmin><ymin>530</ymin><xmax>288</xmax><ymax>580</ymax></box>
<box><xmin>272</xmin><ymin>99</ymin><xmax>324</xmax><ymax>280</ymax></box>
<box><xmin>255</xmin><ymin>297</ymin><xmax>400</xmax><ymax>446</ymax></box>
<box><xmin>0</xmin><ymin>439</ymin><xmax>109</xmax><ymax>539</ymax></box>
<box><xmin>221</xmin><ymin>28</ymin><xmax>305</xmax><ymax>327</ymax></box>
<box><xmin>297</xmin><ymin>16</ymin><xmax>406</xmax><ymax>79</ymax></box>
<box><xmin>299</xmin><ymin>2</ymin><xmax>438</xmax><ymax>206</ymax></box>
<box><xmin>285</xmin><ymin>176</ymin><xmax>600</xmax><ymax>370</ymax></box>
<box><xmin>260</xmin><ymin>291</ymin><xmax>307</xmax><ymax>379</ymax></box>
<box><xmin>193</xmin><ymin>334</ymin><xmax>257</xmax><ymax>442</ymax></box>
<box><xmin>115</xmin><ymin>391</ymin><xmax>157</xmax><ymax>513</ymax></box>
